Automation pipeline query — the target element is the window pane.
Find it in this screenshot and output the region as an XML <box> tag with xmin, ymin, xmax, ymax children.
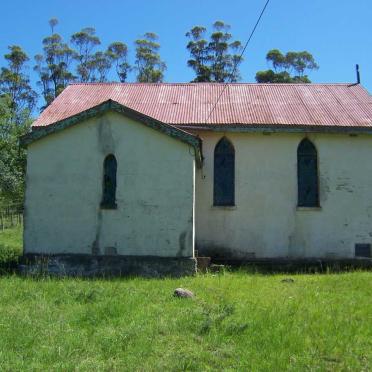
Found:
<box><xmin>297</xmin><ymin>139</ymin><xmax>319</xmax><ymax>207</ymax></box>
<box><xmin>214</xmin><ymin>138</ymin><xmax>235</xmax><ymax>206</ymax></box>
<box><xmin>101</xmin><ymin>154</ymin><xmax>117</xmax><ymax>208</ymax></box>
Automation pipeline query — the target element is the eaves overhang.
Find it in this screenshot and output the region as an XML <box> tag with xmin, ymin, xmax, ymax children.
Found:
<box><xmin>177</xmin><ymin>123</ymin><xmax>372</xmax><ymax>134</ymax></box>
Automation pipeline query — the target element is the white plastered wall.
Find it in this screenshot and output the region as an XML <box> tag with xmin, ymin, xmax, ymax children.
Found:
<box><xmin>24</xmin><ymin>111</ymin><xmax>195</xmax><ymax>257</ymax></box>
<box><xmin>193</xmin><ymin>130</ymin><xmax>372</xmax><ymax>259</ymax></box>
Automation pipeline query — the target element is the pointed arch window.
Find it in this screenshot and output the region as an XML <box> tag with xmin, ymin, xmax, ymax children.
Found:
<box><xmin>297</xmin><ymin>139</ymin><xmax>319</xmax><ymax>207</ymax></box>
<box><xmin>101</xmin><ymin>154</ymin><xmax>117</xmax><ymax>209</ymax></box>
<box><xmin>214</xmin><ymin>137</ymin><xmax>235</xmax><ymax>206</ymax></box>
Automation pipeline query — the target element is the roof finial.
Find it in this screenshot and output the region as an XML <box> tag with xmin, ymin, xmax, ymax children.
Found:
<box><xmin>356</xmin><ymin>64</ymin><xmax>361</xmax><ymax>84</ymax></box>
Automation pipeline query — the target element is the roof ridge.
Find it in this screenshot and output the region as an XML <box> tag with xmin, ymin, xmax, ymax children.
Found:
<box><xmin>68</xmin><ymin>82</ymin><xmax>357</xmax><ymax>87</ymax></box>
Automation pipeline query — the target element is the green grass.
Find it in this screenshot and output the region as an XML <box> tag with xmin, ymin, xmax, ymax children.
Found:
<box><xmin>0</xmin><ymin>228</ymin><xmax>371</xmax><ymax>370</ymax></box>
<box><xmin>0</xmin><ymin>226</ymin><xmax>22</xmax><ymax>265</ymax></box>
<box><xmin>0</xmin><ymin>272</ymin><xmax>370</xmax><ymax>371</ymax></box>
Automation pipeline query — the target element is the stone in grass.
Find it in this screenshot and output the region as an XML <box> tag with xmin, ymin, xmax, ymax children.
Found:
<box><xmin>174</xmin><ymin>288</ymin><xmax>194</xmax><ymax>298</ymax></box>
<box><xmin>281</xmin><ymin>278</ymin><xmax>295</xmax><ymax>283</ymax></box>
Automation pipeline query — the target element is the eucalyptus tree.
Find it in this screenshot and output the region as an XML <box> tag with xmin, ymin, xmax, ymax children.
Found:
<box><xmin>0</xmin><ymin>45</ymin><xmax>35</xmax><ymax>201</ymax></box>
<box><xmin>255</xmin><ymin>49</ymin><xmax>319</xmax><ymax>83</ymax></box>
<box><xmin>0</xmin><ymin>45</ymin><xmax>37</xmax><ymax>120</ymax></box>
<box><xmin>185</xmin><ymin>26</ymin><xmax>211</xmax><ymax>82</ymax></box>
<box><xmin>134</xmin><ymin>33</ymin><xmax>166</xmax><ymax>83</ymax></box>
<box><xmin>0</xmin><ymin>95</ymin><xmax>31</xmax><ymax>202</ymax></box>
<box><xmin>107</xmin><ymin>42</ymin><xmax>131</xmax><ymax>82</ymax></box>
<box><xmin>34</xmin><ymin>18</ymin><xmax>75</xmax><ymax>106</ymax></box>
<box><xmin>71</xmin><ymin>27</ymin><xmax>101</xmax><ymax>82</ymax></box>
<box><xmin>186</xmin><ymin>21</ymin><xmax>242</xmax><ymax>82</ymax></box>
<box><xmin>91</xmin><ymin>51</ymin><xmax>112</xmax><ymax>82</ymax></box>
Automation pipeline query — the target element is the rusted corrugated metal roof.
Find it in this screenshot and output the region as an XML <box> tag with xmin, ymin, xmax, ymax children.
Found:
<box><xmin>32</xmin><ymin>83</ymin><xmax>372</xmax><ymax>128</ymax></box>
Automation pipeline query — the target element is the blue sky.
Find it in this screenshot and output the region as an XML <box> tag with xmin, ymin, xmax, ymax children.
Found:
<box><xmin>1</xmin><ymin>0</ymin><xmax>371</xmax><ymax>102</ymax></box>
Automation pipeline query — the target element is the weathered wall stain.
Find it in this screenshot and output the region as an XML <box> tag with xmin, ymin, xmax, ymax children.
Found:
<box><xmin>196</xmin><ymin>241</ymin><xmax>256</xmax><ymax>259</ymax></box>
<box><xmin>335</xmin><ymin>176</ymin><xmax>354</xmax><ymax>193</ymax></box>
<box><xmin>178</xmin><ymin>231</ymin><xmax>187</xmax><ymax>257</ymax></box>
<box><xmin>97</xmin><ymin>116</ymin><xmax>115</xmax><ymax>154</ymax></box>
<box><xmin>20</xmin><ymin>254</ymin><xmax>197</xmax><ymax>277</ymax></box>
<box><xmin>91</xmin><ymin>209</ymin><xmax>102</xmax><ymax>255</ymax></box>
<box><xmin>104</xmin><ymin>246</ymin><xmax>117</xmax><ymax>255</ymax></box>
<box><xmin>137</xmin><ymin>200</ymin><xmax>159</xmax><ymax>214</ymax></box>
<box><xmin>319</xmin><ymin>174</ymin><xmax>330</xmax><ymax>202</ymax></box>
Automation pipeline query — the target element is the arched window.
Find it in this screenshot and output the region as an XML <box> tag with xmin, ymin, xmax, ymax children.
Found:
<box><xmin>214</xmin><ymin>137</ymin><xmax>235</xmax><ymax>206</ymax></box>
<box><xmin>101</xmin><ymin>154</ymin><xmax>117</xmax><ymax>209</ymax></box>
<box><xmin>297</xmin><ymin>139</ymin><xmax>319</xmax><ymax>207</ymax></box>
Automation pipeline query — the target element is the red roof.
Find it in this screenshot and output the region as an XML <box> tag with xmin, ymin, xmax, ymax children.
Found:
<box><xmin>33</xmin><ymin>83</ymin><xmax>372</xmax><ymax>128</ymax></box>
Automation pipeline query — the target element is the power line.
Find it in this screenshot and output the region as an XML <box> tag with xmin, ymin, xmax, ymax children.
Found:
<box><xmin>205</xmin><ymin>0</ymin><xmax>271</xmax><ymax>123</ymax></box>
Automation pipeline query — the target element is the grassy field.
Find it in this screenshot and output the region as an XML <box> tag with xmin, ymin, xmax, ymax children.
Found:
<box><xmin>0</xmin><ymin>228</ymin><xmax>371</xmax><ymax>371</ymax></box>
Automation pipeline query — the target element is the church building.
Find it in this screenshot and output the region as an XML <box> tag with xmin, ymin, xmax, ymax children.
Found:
<box><xmin>21</xmin><ymin>83</ymin><xmax>372</xmax><ymax>275</ymax></box>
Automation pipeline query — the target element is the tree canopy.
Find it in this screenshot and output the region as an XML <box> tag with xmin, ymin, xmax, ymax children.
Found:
<box><xmin>255</xmin><ymin>49</ymin><xmax>319</xmax><ymax>83</ymax></box>
<box><xmin>0</xmin><ymin>45</ymin><xmax>37</xmax><ymax>121</ymax></box>
<box><xmin>107</xmin><ymin>42</ymin><xmax>131</xmax><ymax>83</ymax></box>
<box><xmin>186</xmin><ymin>21</ymin><xmax>242</xmax><ymax>82</ymax></box>
<box><xmin>134</xmin><ymin>33</ymin><xmax>166</xmax><ymax>83</ymax></box>
<box><xmin>33</xmin><ymin>20</ymin><xmax>134</xmax><ymax>106</ymax></box>
<box><xmin>0</xmin><ymin>95</ymin><xmax>31</xmax><ymax>203</ymax></box>
<box><xmin>0</xmin><ymin>45</ymin><xmax>34</xmax><ymax>203</ymax></box>
<box><xmin>34</xmin><ymin>30</ymin><xmax>75</xmax><ymax>106</ymax></box>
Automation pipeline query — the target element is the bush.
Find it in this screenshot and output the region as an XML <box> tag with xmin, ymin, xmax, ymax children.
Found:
<box><xmin>0</xmin><ymin>243</ymin><xmax>21</xmax><ymax>264</ymax></box>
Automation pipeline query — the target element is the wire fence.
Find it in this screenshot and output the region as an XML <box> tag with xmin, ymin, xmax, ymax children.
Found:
<box><xmin>0</xmin><ymin>203</ymin><xmax>23</xmax><ymax>230</ymax></box>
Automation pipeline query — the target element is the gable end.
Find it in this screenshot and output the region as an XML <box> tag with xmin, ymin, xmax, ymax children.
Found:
<box><xmin>21</xmin><ymin>100</ymin><xmax>203</xmax><ymax>167</ymax></box>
